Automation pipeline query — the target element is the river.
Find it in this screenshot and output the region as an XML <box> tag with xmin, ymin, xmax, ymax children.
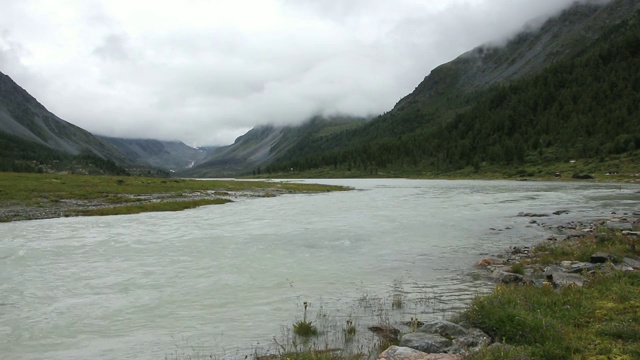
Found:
<box><xmin>1</xmin><ymin>179</ymin><xmax>638</xmax><ymax>359</ymax></box>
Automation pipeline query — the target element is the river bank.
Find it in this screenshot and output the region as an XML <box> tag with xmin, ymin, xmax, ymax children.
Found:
<box><xmin>382</xmin><ymin>213</ymin><xmax>640</xmax><ymax>360</ymax></box>
<box><xmin>262</xmin><ymin>211</ymin><xmax>640</xmax><ymax>360</ymax></box>
<box><xmin>0</xmin><ymin>172</ymin><xmax>348</xmax><ymax>222</ymax></box>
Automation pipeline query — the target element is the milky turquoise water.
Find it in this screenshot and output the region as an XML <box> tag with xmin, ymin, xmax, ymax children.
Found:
<box><xmin>1</xmin><ymin>179</ymin><xmax>638</xmax><ymax>359</ymax></box>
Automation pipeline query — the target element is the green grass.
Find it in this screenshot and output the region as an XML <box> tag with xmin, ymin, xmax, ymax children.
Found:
<box><xmin>293</xmin><ymin>320</ymin><xmax>319</xmax><ymax>338</ymax></box>
<box><xmin>78</xmin><ymin>198</ymin><xmax>232</xmax><ymax>216</ymax></box>
<box><xmin>0</xmin><ymin>172</ymin><xmax>349</xmax><ymax>220</ymax></box>
<box><xmin>461</xmin><ymin>230</ymin><xmax>640</xmax><ymax>360</ymax></box>
<box><xmin>529</xmin><ymin>232</ymin><xmax>639</xmax><ymax>266</ymax></box>
<box><xmin>509</xmin><ymin>262</ymin><xmax>526</xmax><ymax>275</ymax></box>
<box><xmin>0</xmin><ymin>172</ymin><xmax>349</xmax><ymax>203</ymax></box>
<box><xmin>462</xmin><ymin>271</ymin><xmax>640</xmax><ymax>360</ymax></box>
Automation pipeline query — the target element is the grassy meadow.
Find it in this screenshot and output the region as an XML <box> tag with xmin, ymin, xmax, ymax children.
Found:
<box><xmin>0</xmin><ymin>172</ymin><xmax>349</xmax><ymax>221</ymax></box>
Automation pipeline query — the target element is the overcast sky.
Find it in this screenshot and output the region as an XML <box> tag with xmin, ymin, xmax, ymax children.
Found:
<box><xmin>0</xmin><ymin>0</ymin><xmax>593</xmax><ymax>146</ymax></box>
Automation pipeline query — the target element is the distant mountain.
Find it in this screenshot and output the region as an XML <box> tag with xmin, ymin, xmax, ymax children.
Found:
<box><xmin>179</xmin><ymin>116</ymin><xmax>366</xmax><ymax>177</ymax></box>
<box><xmin>263</xmin><ymin>0</ymin><xmax>640</xmax><ymax>177</ymax></box>
<box><xmin>98</xmin><ymin>136</ymin><xmax>210</xmax><ymax>172</ymax></box>
<box><xmin>0</xmin><ymin>72</ymin><xmax>130</xmax><ymax>163</ymax></box>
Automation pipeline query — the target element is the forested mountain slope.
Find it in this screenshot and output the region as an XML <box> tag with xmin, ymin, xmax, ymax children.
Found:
<box><xmin>265</xmin><ymin>0</ymin><xmax>640</xmax><ymax>177</ymax></box>
<box><xmin>179</xmin><ymin>116</ymin><xmax>366</xmax><ymax>177</ymax></box>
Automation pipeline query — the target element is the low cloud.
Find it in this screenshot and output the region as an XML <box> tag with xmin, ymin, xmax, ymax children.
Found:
<box><xmin>0</xmin><ymin>0</ymin><xmax>605</xmax><ymax>146</ymax></box>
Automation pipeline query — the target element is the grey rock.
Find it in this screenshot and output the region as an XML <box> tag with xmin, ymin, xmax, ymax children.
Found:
<box><xmin>615</xmin><ymin>264</ymin><xmax>635</xmax><ymax>272</ymax></box>
<box><xmin>418</xmin><ymin>320</ymin><xmax>468</xmax><ymax>337</ymax></box>
<box><xmin>492</xmin><ymin>271</ymin><xmax>524</xmax><ymax>284</ymax></box>
<box><xmin>566</xmin><ymin>262</ymin><xmax>597</xmax><ymax>274</ymax></box>
<box><xmin>549</xmin><ymin>272</ymin><xmax>588</xmax><ymax>287</ymax></box>
<box><xmin>623</xmin><ymin>257</ymin><xmax>640</xmax><ymax>269</ymax></box>
<box><xmin>622</xmin><ymin>231</ymin><xmax>640</xmax><ymax>236</ymax></box>
<box><xmin>591</xmin><ymin>252</ymin><xmax>613</xmax><ymax>264</ymax></box>
<box><xmin>518</xmin><ymin>212</ymin><xmax>549</xmax><ymax>217</ymax></box>
<box><xmin>400</xmin><ymin>332</ymin><xmax>452</xmax><ymax>354</ymax></box>
<box><xmin>605</xmin><ymin>221</ymin><xmax>633</xmax><ymax>231</ymax></box>
<box><xmin>378</xmin><ymin>346</ymin><xmax>462</xmax><ymax>360</ymax></box>
<box><xmin>448</xmin><ymin>328</ymin><xmax>491</xmax><ymax>354</ymax></box>
<box><xmin>544</xmin><ymin>265</ymin><xmax>565</xmax><ymax>277</ymax></box>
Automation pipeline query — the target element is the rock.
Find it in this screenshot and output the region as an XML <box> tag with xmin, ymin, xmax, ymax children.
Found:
<box><xmin>544</xmin><ymin>265</ymin><xmax>565</xmax><ymax>277</ymax></box>
<box><xmin>560</xmin><ymin>261</ymin><xmax>572</xmax><ymax>269</ymax></box>
<box><xmin>553</xmin><ymin>210</ymin><xmax>570</xmax><ymax>215</ymax></box>
<box><xmin>499</xmin><ymin>272</ymin><xmax>524</xmax><ymax>284</ymax></box>
<box><xmin>378</xmin><ymin>346</ymin><xmax>461</xmax><ymax>360</ymax></box>
<box><xmin>622</xmin><ymin>231</ymin><xmax>640</xmax><ymax>236</ymax></box>
<box><xmin>549</xmin><ymin>272</ymin><xmax>588</xmax><ymax>287</ymax></box>
<box><xmin>476</xmin><ymin>257</ymin><xmax>504</xmax><ymax>267</ymax></box>
<box><xmin>491</xmin><ymin>270</ymin><xmax>524</xmax><ymax>284</ymax></box>
<box><xmin>529</xmin><ymin>278</ymin><xmax>547</xmax><ymax>288</ymax></box>
<box><xmin>369</xmin><ymin>325</ymin><xmax>401</xmax><ymax>343</ymax></box>
<box><xmin>448</xmin><ymin>328</ymin><xmax>491</xmax><ymax>354</ymax></box>
<box><xmin>591</xmin><ymin>252</ymin><xmax>613</xmax><ymax>264</ymax></box>
<box><xmin>605</xmin><ymin>221</ymin><xmax>633</xmax><ymax>231</ymax></box>
<box><xmin>418</xmin><ymin>320</ymin><xmax>468</xmax><ymax>337</ymax></box>
<box><xmin>623</xmin><ymin>257</ymin><xmax>640</xmax><ymax>269</ymax></box>
<box><xmin>518</xmin><ymin>212</ymin><xmax>549</xmax><ymax>217</ymax></box>
<box><xmin>565</xmin><ymin>262</ymin><xmax>597</xmax><ymax>274</ymax></box>
<box><xmin>615</xmin><ymin>264</ymin><xmax>635</xmax><ymax>272</ymax></box>
<box><xmin>400</xmin><ymin>332</ymin><xmax>452</xmax><ymax>354</ymax></box>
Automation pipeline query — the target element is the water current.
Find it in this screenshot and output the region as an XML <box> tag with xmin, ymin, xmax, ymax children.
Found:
<box><xmin>1</xmin><ymin>179</ymin><xmax>638</xmax><ymax>359</ymax></box>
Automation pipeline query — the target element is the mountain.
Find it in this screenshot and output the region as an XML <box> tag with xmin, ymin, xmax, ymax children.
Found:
<box><xmin>0</xmin><ymin>71</ymin><xmax>143</xmax><ymax>174</ymax></box>
<box><xmin>262</xmin><ymin>0</ymin><xmax>640</xmax><ymax>177</ymax></box>
<box><xmin>98</xmin><ymin>136</ymin><xmax>210</xmax><ymax>172</ymax></box>
<box><xmin>0</xmin><ymin>72</ymin><xmax>130</xmax><ymax>162</ymax></box>
<box><xmin>179</xmin><ymin>116</ymin><xmax>366</xmax><ymax>177</ymax></box>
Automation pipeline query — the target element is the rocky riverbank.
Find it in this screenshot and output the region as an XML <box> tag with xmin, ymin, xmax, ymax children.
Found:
<box><xmin>374</xmin><ymin>212</ymin><xmax>640</xmax><ymax>360</ymax></box>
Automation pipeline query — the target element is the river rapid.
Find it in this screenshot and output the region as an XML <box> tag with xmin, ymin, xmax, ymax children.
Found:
<box><xmin>1</xmin><ymin>179</ymin><xmax>638</xmax><ymax>359</ymax></box>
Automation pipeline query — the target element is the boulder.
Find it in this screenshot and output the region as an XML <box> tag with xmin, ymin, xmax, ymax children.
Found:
<box><xmin>566</xmin><ymin>262</ymin><xmax>597</xmax><ymax>274</ymax></box>
<box><xmin>448</xmin><ymin>328</ymin><xmax>491</xmax><ymax>354</ymax></box>
<box><xmin>544</xmin><ymin>265</ymin><xmax>565</xmax><ymax>277</ymax></box>
<box><xmin>400</xmin><ymin>332</ymin><xmax>452</xmax><ymax>354</ymax></box>
<box><xmin>491</xmin><ymin>270</ymin><xmax>524</xmax><ymax>284</ymax></box>
<box><xmin>418</xmin><ymin>320</ymin><xmax>468</xmax><ymax>337</ymax></box>
<box><xmin>615</xmin><ymin>264</ymin><xmax>635</xmax><ymax>272</ymax></box>
<box><xmin>605</xmin><ymin>221</ymin><xmax>633</xmax><ymax>231</ymax></box>
<box><xmin>591</xmin><ymin>252</ymin><xmax>613</xmax><ymax>264</ymax></box>
<box><xmin>549</xmin><ymin>272</ymin><xmax>588</xmax><ymax>287</ymax></box>
<box><xmin>378</xmin><ymin>346</ymin><xmax>461</xmax><ymax>360</ymax></box>
<box><xmin>499</xmin><ymin>272</ymin><xmax>524</xmax><ymax>284</ymax></box>
<box><xmin>623</xmin><ymin>257</ymin><xmax>640</xmax><ymax>269</ymax></box>
<box><xmin>622</xmin><ymin>231</ymin><xmax>640</xmax><ymax>236</ymax></box>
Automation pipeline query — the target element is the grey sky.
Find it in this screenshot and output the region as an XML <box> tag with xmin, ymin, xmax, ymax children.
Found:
<box><xmin>0</xmin><ymin>0</ymin><xmax>595</xmax><ymax>146</ymax></box>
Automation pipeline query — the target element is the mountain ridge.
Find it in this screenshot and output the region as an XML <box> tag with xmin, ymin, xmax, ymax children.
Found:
<box><xmin>262</xmin><ymin>0</ymin><xmax>640</xmax><ymax>177</ymax></box>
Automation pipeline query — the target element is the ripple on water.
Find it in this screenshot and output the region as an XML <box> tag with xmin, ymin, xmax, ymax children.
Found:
<box><xmin>0</xmin><ymin>179</ymin><xmax>637</xmax><ymax>359</ymax></box>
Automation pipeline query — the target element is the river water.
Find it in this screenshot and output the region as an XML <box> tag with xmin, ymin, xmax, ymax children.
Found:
<box><xmin>1</xmin><ymin>179</ymin><xmax>638</xmax><ymax>359</ymax></box>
